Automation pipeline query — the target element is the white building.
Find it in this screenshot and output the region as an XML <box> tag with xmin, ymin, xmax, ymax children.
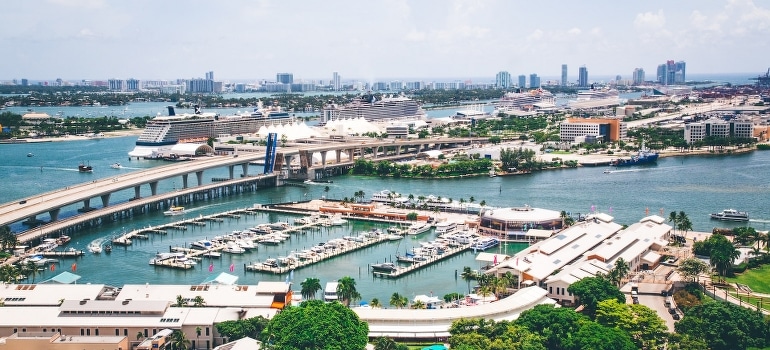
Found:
<box><xmin>683</xmin><ymin>117</ymin><xmax>755</xmax><ymax>144</ymax></box>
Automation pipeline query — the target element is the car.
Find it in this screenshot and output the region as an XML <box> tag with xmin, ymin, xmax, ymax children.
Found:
<box><xmin>668</xmin><ymin>307</ymin><xmax>677</xmax><ymax>315</ymax></box>
<box><xmin>672</xmin><ymin>313</ymin><xmax>680</xmax><ymax>320</ymax></box>
<box><xmin>632</xmin><ymin>297</ymin><xmax>639</xmax><ymax>304</ymax></box>
<box><xmin>18</xmin><ymin>200</ymin><xmax>27</xmax><ymax>205</ymax></box>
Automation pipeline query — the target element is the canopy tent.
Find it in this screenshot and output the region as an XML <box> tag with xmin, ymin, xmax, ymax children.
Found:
<box><xmin>201</xmin><ymin>272</ymin><xmax>239</xmax><ymax>286</ymax></box>
<box><xmin>40</xmin><ymin>271</ymin><xmax>81</xmax><ymax>284</ymax></box>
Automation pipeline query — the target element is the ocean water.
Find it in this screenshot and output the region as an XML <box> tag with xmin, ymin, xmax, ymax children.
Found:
<box><xmin>3</xmin><ymin>137</ymin><xmax>770</xmax><ymax>304</ymax></box>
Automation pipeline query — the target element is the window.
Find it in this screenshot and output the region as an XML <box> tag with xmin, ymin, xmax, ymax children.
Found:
<box><xmin>205</xmin><ymin>327</ymin><xmax>210</xmax><ymax>336</ymax></box>
<box><xmin>115</xmin><ymin>329</ymin><xmax>120</xmax><ymax>336</ymax></box>
<box><xmin>80</xmin><ymin>329</ymin><xmax>84</xmax><ymax>336</ymax></box>
<box><xmin>86</xmin><ymin>329</ymin><xmax>90</xmax><ymax>336</ymax></box>
<box><xmin>124</xmin><ymin>329</ymin><xmax>128</xmax><ymax>336</ymax></box>
<box><xmin>95</xmin><ymin>329</ymin><xmax>99</xmax><ymax>336</ymax></box>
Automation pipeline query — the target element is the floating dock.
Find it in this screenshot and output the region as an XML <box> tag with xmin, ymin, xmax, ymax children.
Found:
<box><xmin>371</xmin><ymin>243</ymin><xmax>472</xmax><ymax>278</ymax></box>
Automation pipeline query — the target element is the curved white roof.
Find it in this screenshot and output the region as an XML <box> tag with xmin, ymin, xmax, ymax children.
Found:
<box><xmin>482</xmin><ymin>206</ymin><xmax>561</xmax><ymax>223</ymax></box>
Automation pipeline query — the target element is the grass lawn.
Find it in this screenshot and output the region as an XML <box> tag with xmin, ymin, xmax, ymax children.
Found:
<box><xmin>725</xmin><ymin>264</ymin><xmax>770</xmax><ymax>294</ymax></box>
<box><xmin>550</xmin><ymin>151</ymin><xmax>572</xmax><ymax>155</ymax></box>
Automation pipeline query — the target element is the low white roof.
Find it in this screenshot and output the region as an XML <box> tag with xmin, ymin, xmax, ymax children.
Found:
<box><xmin>481</xmin><ymin>206</ymin><xmax>561</xmax><ymax>223</ymax></box>
<box><xmin>525</xmin><ymin>229</ymin><xmax>554</xmax><ymax>238</ymax></box>
<box><xmin>0</xmin><ymin>283</ymin><xmax>105</xmax><ymax>306</ymax></box>
<box><xmin>642</xmin><ymin>251</ymin><xmax>662</xmax><ymax>264</ymax></box>
<box><xmin>475</xmin><ymin>252</ymin><xmax>508</xmax><ymax>263</ymax></box>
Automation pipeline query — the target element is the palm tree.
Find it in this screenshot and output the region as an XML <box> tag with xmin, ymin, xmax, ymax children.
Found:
<box><xmin>668</xmin><ymin>211</ymin><xmax>678</xmax><ymax>235</ymax></box>
<box><xmin>411</xmin><ymin>300</ymin><xmax>426</xmax><ymax>309</ymax></box>
<box><xmin>389</xmin><ymin>292</ymin><xmax>407</xmax><ymax>309</ymax></box>
<box><xmin>300</xmin><ymin>277</ymin><xmax>321</xmax><ymax>300</ymax></box>
<box><xmin>169</xmin><ymin>329</ymin><xmax>191</xmax><ymax>350</ymax></box>
<box><xmin>24</xmin><ymin>260</ymin><xmax>37</xmax><ymax>283</ymax></box>
<box><xmin>374</xmin><ymin>336</ymin><xmax>399</xmax><ymax>350</ymax></box>
<box><xmin>174</xmin><ymin>295</ymin><xmax>188</xmax><ymax>307</ymax></box>
<box><xmin>609</xmin><ymin>258</ymin><xmax>630</xmax><ymax>287</ymax></box>
<box><xmin>677</xmin><ymin>211</ymin><xmax>692</xmax><ymax>241</ymax></box>
<box><xmin>136</xmin><ymin>331</ymin><xmax>144</xmax><ymax>341</ymax></box>
<box><xmin>192</xmin><ymin>295</ymin><xmax>206</xmax><ymax>307</ymax></box>
<box><xmin>460</xmin><ymin>266</ymin><xmax>476</xmax><ymax>294</ymax></box>
<box><xmin>370</xmin><ymin>298</ymin><xmax>381</xmax><ymax>309</ymax></box>
<box><xmin>336</xmin><ymin>276</ymin><xmax>361</xmax><ymax>307</ymax></box>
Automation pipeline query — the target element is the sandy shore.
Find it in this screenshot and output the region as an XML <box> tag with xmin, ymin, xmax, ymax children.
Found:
<box><xmin>22</xmin><ymin>128</ymin><xmax>143</xmax><ymax>143</ymax></box>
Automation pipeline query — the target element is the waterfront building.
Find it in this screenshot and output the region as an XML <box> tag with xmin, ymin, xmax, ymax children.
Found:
<box><xmin>108</xmin><ymin>78</ymin><xmax>124</xmax><ymax>91</ymax></box>
<box><xmin>405</xmin><ymin>81</ymin><xmax>424</xmax><ymax>90</ymax></box>
<box><xmin>684</xmin><ymin>116</ymin><xmax>754</xmax><ymax>144</ymax></box>
<box><xmin>389</xmin><ymin>81</ymin><xmax>404</xmax><ymax>91</ymax></box>
<box><xmin>495</xmin><ymin>71</ymin><xmax>512</xmax><ymax>89</ymax></box>
<box><xmin>187</xmin><ymin>78</ymin><xmax>214</xmax><ymax>93</ymax></box>
<box><xmin>126</xmin><ymin>78</ymin><xmax>140</xmax><ymax>91</ymax></box>
<box><xmin>559</xmin><ymin>117</ymin><xmax>627</xmax><ymax>142</ymax></box>
<box><xmin>529</xmin><ymin>74</ymin><xmax>540</xmax><ymax>88</ymax></box>
<box><xmin>21</xmin><ymin>78</ymin><xmax>28</xmax><ymax>86</ymax></box>
<box><xmin>578</xmin><ymin>66</ymin><xmax>588</xmax><ymax>87</ymax></box>
<box><xmin>487</xmin><ymin>214</ymin><xmax>671</xmax><ymax>305</ymax></box>
<box><xmin>205</xmin><ymin>71</ymin><xmax>214</xmax><ymax>81</ymax></box>
<box><xmin>518</xmin><ymin>75</ymin><xmax>526</xmax><ymax>88</ymax></box>
<box><xmin>276</xmin><ymin>73</ymin><xmax>293</xmax><ymax>84</ymax></box>
<box><xmin>632</xmin><ymin>68</ymin><xmax>645</xmax><ymax>85</ymax></box>
<box><xmin>561</xmin><ymin>64</ymin><xmax>568</xmax><ymax>86</ymax></box>
<box><xmin>477</xmin><ymin>205</ymin><xmax>562</xmax><ymax>241</ymax></box>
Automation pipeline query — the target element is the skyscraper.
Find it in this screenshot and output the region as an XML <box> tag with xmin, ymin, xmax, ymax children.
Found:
<box><xmin>561</xmin><ymin>64</ymin><xmax>568</xmax><ymax>86</ymax></box>
<box><xmin>276</xmin><ymin>73</ymin><xmax>293</xmax><ymax>84</ymax></box>
<box><xmin>495</xmin><ymin>71</ymin><xmax>512</xmax><ymax>89</ymax></box>
<box><xmin>632</xmin><ymin>68</ymin><xmax>645</xmax><ymax>85</ymax></box>
<box><xmin>657</xmin><ymin>60</ymin><xmax>686</xmax><ymax>85</ymax></box>
<box><xmin>205</xmin><ymin>71</ymin><xmax>214</xmax><ymax>81</ymax></box>
<box><xmin>529</xmin><ymin>73</ymin><xmax>541</xmax><ymax>88</ymax></box>
<box><xmin>332</xmin><ymin>72</ymin><xmax>341</xmax><ymax>91</ymax></box>
<box><xmin>518</xmin><ymin>75</ymin><xmax>526</xmax><ymax>88</ymax></box>
<box><xmin>578</xmin><ymin>66</ymin><xmax>588</xmax><ymax>87</ymax></box>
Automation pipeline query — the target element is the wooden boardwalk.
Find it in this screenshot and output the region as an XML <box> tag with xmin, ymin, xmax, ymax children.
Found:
<box><xmin>372</xmin><ymin>243</ymin><xmax>472</xmax><ymax>278</ymax></box>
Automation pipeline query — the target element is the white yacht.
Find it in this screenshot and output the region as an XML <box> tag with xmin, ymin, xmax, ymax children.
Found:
<box><xmin>710</xmin><ymin>209</ymin><xmax>749</xmax><ymax>222</ymax></box>
<box><xmin>222</xmin><ymin>242</ymin><xmax>245</xmax><ymax>254</ymax></box>
<box><xmin>323</xmin><ymin>282</ymin><xmax>339</xmax><ymax>302</ymax></box>
<box><xmin>434</xmin><ymin>221</ymin><xmax>458</xmax><ymax>235</ymax></box>
<box><xmin>406</xmin><ymin>222</ymin><xmax>431</xmax><ymax>235</ymax></box>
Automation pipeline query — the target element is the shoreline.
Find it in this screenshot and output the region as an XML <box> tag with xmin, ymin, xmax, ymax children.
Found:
<box><xmin>4</xmin><ymin>128</ymin><xmax>143</xmax><ymax>143</ymax></box>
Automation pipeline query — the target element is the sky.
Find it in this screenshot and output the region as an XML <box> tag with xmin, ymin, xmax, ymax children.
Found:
<box><xmin>2</xmin><ymin>0</ymin><xmax>769</xmax><ymax>82</ymax></box>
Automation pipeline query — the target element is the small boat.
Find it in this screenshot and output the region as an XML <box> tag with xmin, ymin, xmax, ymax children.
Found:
<box><xmin>603</xmin><ymin>169</ymin><xmax>612</xmax><ymax>174</ymax></box>
<box><xmin>110</xmin><ymin>162</ymin><xmax>122</xmax><ymax>169</ymax></box>
<box><xmin>203</xmin><ymin>251</ymin><xmax>221</xmax><ymax>259</ymax></box>
<box><xmin>386</xmin><ymin>234</ymin><xmax>403</xmax><ymax>241</ymax></box>
<box><xmin>260</xmin><ymin>237</ymin><xmax>282</xmax><ymax>245</ymax></box>
<box><xmin>710</xmin><ymin>209</ymin><xmax>749</xmax><ymax>222</ymax></box>
<box><xmin>190</xmin><ymin>240</ymin><xmax>213</xmax><ymax>250</ymax></box>
<box><xmin>55</xmin><ymin>235</ymin><xmax>71</xmax><ymax>245</ymax></box>
<box><xmin>26</xmin><ymin>153</ymin><xmax>34</xmax><ymax>157</ymax></box>
<box><xmin>88</xmin><ymin>242</ymin><xmax>102</xmax><ymax>254</ymax></box>
<box><xmin>222</xmin><ymin>243</ymin><xmax>245</xmax><ymax>254</ymax></box>
<box><xmin>164</xmin><ymin>206</ymin><xmax>186</xmax><ymax>216</ymax></box>
<box><xmin>78</xmin><ymin>162</ymin><xmax>93</xmax><ymax>173</ymax></box>
<box><xmin>371</xmin><ymin>262</ymin><xmax>398</xmax><ymax>273</ymax></box>
<box><xmin>104</xmin><ymin>244</ymin><xmax>112</xmax><ymax>253</ymax></box>
<box><xmin>262</xmin><ymin>258</ymin><xmax>279</xmax><ymax>268</ymax></box>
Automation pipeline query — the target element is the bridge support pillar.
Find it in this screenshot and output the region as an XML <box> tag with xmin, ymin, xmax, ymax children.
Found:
<box><xmin>196</xmin><ymin>171</ymin><xmax>204</xmax><ymax>186</ymax></box>
<box><xmin>321</xmin><ymin>152</ymin><xmax>327</xmax><ymax>167</ymax></box>
<box><xmin>335</xmin><ymin>150</ymin><xmax>342</xmax><ymax>163</ymax></box>
<box><xmin>100</xmin><ymin>194</ymin><xmax>111</xmax><ymax>208</ymax></box>
<box><xmin>241</xmin><ymin>163</ymin><xmax>248</xmax><ymax>177</ymax></box>
<box><xmin>48</xmin><ymin>208</ymin><xmax>60</xmax><ymax>222</ymax></box>
<box><xmin>80</xmin><ymin>198</ymin><xmax>92</xmax><ymax>212</ymax></box>
<box><xmin>150</xmin><ymin>181</ymin><xmax>158</xmax><ymax>196</ymax></box>
<box><xmin>352</xmin><ymin>148</ymin><xmax>358</xmax><ymax>162</ymax></box>
<box><xmin>182</xmin><ymin>174</ymin><xmax>189</xmax><ymax>189</ymax></box>
<box><xmin>284</xmin><ymin>155</ymin><xmax>294</xmax><ymax>172</ymax></box>
<box><xmin>134</xmin><ymin>186</ymin><xmax>141</xmax><ymax>199</ymax></box>
<box><xmin>228</xmin><ymin>165</ymin><xmax>235</xmax><ymax>179</ymax></box>
<box><xmin>371</xmin><ymin>147</ymin><xmax>377</xmax><ymax>159</ymax></box>
<box><xmin>396</xmin><ymin>145</ymin><xmax>402</xmax><ymax>155</ymax></box>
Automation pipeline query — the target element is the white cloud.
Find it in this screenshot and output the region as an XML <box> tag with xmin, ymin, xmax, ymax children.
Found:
<box><xmin>567</xmin><ymin>28</ymin><xmax>581</xmax><ymax>36</ymax></box>
<box><xmin>634</xmin><ymin>10</ymin><xmax>666</xmax><ymax>29</ymax></box>
<box><xmin>526</xmin><ymin>29</ymin><xmax>544</xmax><ymax>42</ymax></box>
<box><xmin>404</xmin><ymin>30</ymin><xmax>426</xmax><ymax>42</ymax></box>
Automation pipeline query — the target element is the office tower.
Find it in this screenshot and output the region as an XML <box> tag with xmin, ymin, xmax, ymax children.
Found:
<box><xmin>529</xmin><ymin>74</ymin><xmax>541</xmax><ymax>88</ymax></box>
<box><xmin>126</xmin><ymin>78</ymin><xmax>140</xmax><ymax>91</ymax></box>
<box><xmin>632</xmin><ymin>68</ymin><xmax>645</xmax><ymax>85</ymax></box>
<box><xmin>205</xmin><ymin>71</ymin><xmax>214</xmax><ymax>81</ymax></box>
<box><xmin>561</xmin><ymin>64</ymin><xmax>568</xmax><ymax>86</ymax></box>
<box><xmin>657</xmin><ymin>64</ymin><xmax>668</xmax><ymax>84</ymax></box>
<box><xmin>495</xmin><ymin>71</ymin><xmax>512</xmax><ymax>88</ymax></box>
<box><xmin>276</xmin><ymin>73</ymin><xmax>293</xmax><ymax>84</ymax></box>
<box><xmin>578</xmin><ymin>66</ymin><xmax>588</xmax><ymax>87</ymax></box>
<box><xmin>21</xmin><ymin>79</ymin><xmax>28</xmax><ymax>86</ymax></box>
<box><xmin>518</xmin><ymin>75</ymin><xmax>526</xmax><ymax>88</ymax></box>
<box><xmin>675</xmin><ymin>61</ymin><xmax>686</xmax><ymax>83</ymax></box>
<box><xmin>657</xmin><ymin>60</ymin><xmax>686</xmax><ymax>85</ymax></box>
<box><xmin>332</xmin><ymin>72</ymin><xmax>341</xmax><ymax>91</ymax></box>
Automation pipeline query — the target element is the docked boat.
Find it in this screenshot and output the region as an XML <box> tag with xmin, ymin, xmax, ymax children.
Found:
<box><xmin>222</xmin><ymin>243</ymin><xmax>246</xmax><ymax>254</ymax></box>
<box><xmin>386</xmin><ymin>233</ymin><xmax>403</xmax><ymax>241</ymax></box>
<box><xmin>55</xmin><ymin>235</ymin><xmax>71</xmax><ymax>246</ymax></box>
<box><xmin>163</xmin><ymin>206</ymin><xmax>186</xmax><ymax>216</ymax></box>
<box><xmin>371</xmin><ymin>262</ymin><xmax>398</xmax><ymax>273</ymax></box>
<box><xmin>434</xmin><ymin>221</ymin><xmax>458</xmax><ymax>235</ymax></box>
<box><xmin>190</xmin><ymin>240</ymin><xmax>213</xmax><ymax>250</ymax></box>
<box><xmin>203</xmin><ymin>251</ymin><xmax>221</xmax><ymax>259</ymax></box>
<box><xmin>260</xmin><ymin>237</ymin><xmax>282</xmax><ymax>245</ymax></box>
<box><xmin>472</xmin><ymin>237</ymin><xmax>500</xmax><ymax>251</ymax></box>
<box><xmin>149</xmin><ymin>252</ymin><xmax>185</xmax><ymax>265</ymax></box>
<box><xmin>321</xmin><ymin>95</ymin><xmax>426</xmax><ymax>124</ymax></box>
<box><xmin>236</xmin><ymin>239</ymin><xmax>256</xmax><ymax>251</ymax></box>
<box><xmin>262</xmin><ymin>258</ymin><xmax>279</xmax><ymax>268</ymax></box>
<box><xmin>78</xmin><ymin>162</ymin><xmax>93</xmax><ymax>173</ymax></box>
<box><xmin>396</xmin><ymin>252</ymin><xmax>427</xmax><ymax>263</ymax></box>
<box><xmin>110</xmin><ymin>162</ymin><xmax>122</xmax><ymax>169</ymax></box>
<box><xmin>406</xmin><ymin>222</ymin><xmax>431</xmax><ymax>235</ymax></box>
<box><xmin>710</xmin><ymin>209</ymin><xmax>749</xmax><ymax>222</ymax></box>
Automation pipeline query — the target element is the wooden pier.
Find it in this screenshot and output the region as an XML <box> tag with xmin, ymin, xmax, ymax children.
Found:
<box><xmin>39</xmin><ymin>249</ymin><xmax>85</xmax><ymax>257</ymax></box>
<box><xmin>371</xmin><ymin>243</ymin><xmax>472</xmax><ymax>278</ymax></box>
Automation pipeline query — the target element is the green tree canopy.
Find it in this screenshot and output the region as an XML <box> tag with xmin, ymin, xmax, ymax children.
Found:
<box><xmin>261</xmin><ymin>300</ymin><xmax>368</xmax><ymax>350</ymax></box>
<box><xmin>567</xmin><ymin>276</ymin><xmax>625</xmax><ymax>319</ymax></box>
<box><xmin>514</xmin><ymin>304</ymin><xmax>590</xmax><ymax>350</ymax></box>
<box><xmin>215</xmin><ymin>316</ymin><xmax>269</xmax><ymax>342</ymax></box>
<box><xmin>595</xmin><ymin>299</ymin><xmax>669</xmax><ymax>349</ymax></box>
<box><xmin>675</xmin><ymin>301</ymin><xmax>770</xmax><ymax>350</ymax></box>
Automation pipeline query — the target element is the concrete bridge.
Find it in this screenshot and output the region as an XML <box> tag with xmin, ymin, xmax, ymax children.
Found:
<box><xmin>1</xmin><ymin>136</ymin><xmax>482</xmax><ymax>242</ymax></box>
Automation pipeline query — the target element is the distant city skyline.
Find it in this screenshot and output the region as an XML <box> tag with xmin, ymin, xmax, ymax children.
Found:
<box><xmin>1</xmin><ymin>1</ymin><xmax>769</xmax><ymax>81</ymax></box>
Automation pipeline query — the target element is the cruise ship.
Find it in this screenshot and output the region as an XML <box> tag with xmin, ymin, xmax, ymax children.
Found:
<box><xmin>129</xmin><ymin>103</ymin><xmax>293</xmax><ymax>157</ymax></box>
<box><xmin>568</xmin><ymin>87</ymin><xmax>621</xmax><ymax>109</ymax></box>
<box><xmin>321</xmin><ymin>94</ymin><xmax>425</xmax><ymax>124</ymax></box>
<box><xmin>493</xmin><ymin>89</ymin><xmax>556</xmax><ymax>115</ymax></box>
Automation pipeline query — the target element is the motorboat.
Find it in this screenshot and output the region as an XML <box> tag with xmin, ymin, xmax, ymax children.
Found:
<box><xmin>190</xmin><ymin>240</ymin><xmax>213</xmax><ymax>250</ymax></box>
<box><xmin>406</xmin><ymin>222</ymin><xmax>431</xmax><ymax>235</ymax></box>
<box><xmin>710</xmin><ymin>209</ymin><xmax>749</xmax><ymax>222</ymax></box>
<box><xmin>386</xmin><ymin>233</ymin><xmax>403</xmax><ymax>241</ymax></box>
<box><xmin>236</xmin><ymin>239</ymin><xmax>256</xmax><ymax>251</ymax></box>
<box><xmin>104</xmin><ymin>244</ymin><xmax>112</xmax><ymax>253</ymax></box>
<box><xmin>472</xmin><ymin>237</ymin><xmax>500</xmax><ymax>251</ymax></box>
<box><xmin>203</xmin><ymin>251</ymin><xmax>221</xmax><ymax>259</ymax></box>
<box><xmin>267</xmin><ymin>222</ymin><xmax>291</xmax><ymax>230</ymax></box>
<box><xmin>55</xmin><ymin>235</ymin><xmax>71</xmax><ymax>245</ymax></box>
<box><xmin>149</xmin><ymin>252</ymin><xmax>184</xmax><ymax>265</ymax></box>
<box><xmin>27</xmin><ymin>153</ymin><xmax>34</xmax><ymax>157</ymax></box>
<box><xmin>260</xmin><ymin>237</ymin><xmax>282</xmax><ymax>245</ymax></box>
<box><xmin>163</xmin><ymin>206</ymin><xmax>186</xmax><ymax>216</ymax></box>
<box><xmin>262</xmin><ymin>258</ymin><xmax>279</xmax><ymax>268</ymax></box>
<box><xmin>371</xmin><ymin>262</ymin><xmax>398</xmax><ymax>273</ymax></box>
<box><xmin>222</xmin><ymin>243</ymin><xmax>245</xmax><ymax>254</ymax></box>
<box><xmin>78</xmin><ymin>162</ymin><xmax>93</xmax><ymax>173</ymax></box>
<box><xmin>88</xmin><ymin>242</ymin><xmax>102</xmax><ymax>254</ymax></box>
<box><xmin>434</xmin><ymin>221</ymin><xmax>458</xmax><ymax>235</ymax></box>
<box><xmin>110</xmin><ymin>162</ymin><xmax>122</xmax><ymax>169</ymax></box>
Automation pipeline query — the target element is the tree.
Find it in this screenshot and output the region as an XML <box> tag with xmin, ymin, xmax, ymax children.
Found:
<box><xmin>709</xmin><ymin>234</ymin><xmax>741</xmax><ymax>277</ymax></box>
<box><xmin>174</xmin><ymin>295</ymin><xmax>188</xmax><ymax>307</ymax></box>
<box><xmin>675</xmin><ymin>301</ymin><xmax>770</xmax><ymax>350</ymax></box>
<box><xmin>595</xmin><ymin>299</ymin><xmax>668</xmax><ymax>350</ymax></box>
<box><xmin>300</xmin><ymin>277</ymin><xmax>321</xmax><ymax>300</ymax></box>
<box><xmin>567</xmin><ymin>276</ymin><xmax>625</xmax><ymax>319</ymax></box>
<box><xmin>460</xmin><ymin>266</ymin><xmax>476</xmax><ymax>294</ymax></box>
<box><xmin>370</xmin><ymin>298</ymin><xmax>381</xmax><ymax>309</ymax></box>
<box><xmin>336</xmin><ymin>276</ymin><xmax>361</xmax><ymax>307</ymax></box>
<box><xmin>677</xmin><ymin>258</ymin><xmax>710</xmax><ymax>282</ymax></box>
<box><xmin>216</xmin><ymin>316</ymin><xmax>269</xmax><ymax>342</ymax></box>
<box><xmin>572</xmin><ymin>321</ymin><xmax>636</xmax><ymax>350</ymax></box>
<box><xmin>606</xmin><ymin>258</ymin><xmax>629</xmax><ymax>287</ymax></box>
<box><xmin>515</xmin><ymin>304</ymin><xmax>590</xmax><ymax>350</ymax></box>
<box><xmin>168</xmin><ymin>329</ymin><xmax>191</xmax><ymax>350</ymax></box>
<box><xmin>261</xmin><ymin>300</ymin><xmax>368</xmax><ymax>350</ymax></box>
<box><xmin>668</xmin><ymin>211</ymin><xmax>679</xmax><ymax>234</ymax></box>
<box><xmin>374</xmin><ymin>336</ymin><xmax>402</xmax><ymax>350</ymax></box>
<box><xmin>389</xmin><ymin>292</ymin><xmax>407</xmax><ymax>309</ymax></box>
<box><xmin>192</xmin><ymin>295</ymin><xmax>206</xmax><ymax>307</ymax></box>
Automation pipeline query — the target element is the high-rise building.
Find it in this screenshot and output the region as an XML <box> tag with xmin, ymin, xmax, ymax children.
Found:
<box><xmin>675</xmin><ymin>61</ymin><xmax>686</xmax><ymax>84</ymax></box>
<box><xmin>108</xmin><ymin>79</ymin><xmax>124</xmax><ymax>91</ymax></box>
<box><xmin>657</xmin><ymin>64</ymin><xmax>668</xmax><ymax>85</ymax></box>
<box><xmin>518</xmin><ymin>75</ymin><xmax>526</xmax><ymax>88</ymax></box>
<box><xmin>578</xmin><ymin>66</ymin><xmax>588</xmax><ymax>87</ymax></box>
<box><xmin>205</xmin><ymin>71</ymin><xmax>214</xmax><ymax>81</ymax></box>
<box><xmin>495</xmin><ymin>71</ymin><xmax>512</xmax><ymax>89</ymax></box>
<box><xmin>276</xmin><ymin>73</ymin><xmax>293</xmax><ymax>84</ymax></box>
<box><xmin>657</xmin><ymin>60</ymin><xmax>685</xmax><ymax>85</ymax></box>
<box><xmin>632</xmin><ymin>68</ymin><xmax>645</xmax><ymax>85</ymax></box>
<box><xmin>21</xmin><ymin>79</ymin><xmax>28</xmax><ymax>86</ymax></box>
<box><xmin>561</xmin><ymin>64</ymin><xmax>568</xmax><ymax>86</ymax></box>
<box><xmin>529</xmin><ymin>74</ymin><xmax>541</xmax><ymax>88</ymax></box>
<box><xmin>332</xmin><ymin>72</ymin><xmax>341</xmax><ymax>91</ymax></box>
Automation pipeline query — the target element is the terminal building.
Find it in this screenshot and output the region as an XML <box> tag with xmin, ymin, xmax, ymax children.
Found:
<box><xmin>559</xmin><ymin>117</ymin><xmax>627</xmax><ymax>143</ymax></box>
<box><xmin>477</xmin><ymin>206</ymin><xmax>562</xmax><ymax>242</ymax></box>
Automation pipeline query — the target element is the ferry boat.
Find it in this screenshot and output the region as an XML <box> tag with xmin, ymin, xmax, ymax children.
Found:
<box><xmin>472</xmin><ymin>237</ymin><xmax>500</xmax><ymax>251</ymax></box>
<box><xmin>434</xmin><ymin>221</ymin><xmax>458</xmax><ymax>235</ymax></box>
<box><xmin>128</xmin><ymin>103</ymin><xmax>294</xmax><ymax>157</ymax></box>
<box><xmin>406</xmin><ymin>222</ymin><xmax>431</xmax><ymax>235</ymax></box>
<box><xmin>321</xmin><ymin>94</ymin><xmax>425</xmax><ymax>124</ymax></box>
<box><xmin>710</xmin><ymin>209</ymin><xmax>749</xmax><ymax>222</ymax></box>
<box><xmin>163</xmin><ymin>206</ymin><xmax>186</xmax><ymax>216</ymax></box>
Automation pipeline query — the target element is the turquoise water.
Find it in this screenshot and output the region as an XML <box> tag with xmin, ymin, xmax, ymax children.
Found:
<box><xmin>2</xmin><ymin>136</ymin><xmax>770</xmax><ymax>304</ymax></box>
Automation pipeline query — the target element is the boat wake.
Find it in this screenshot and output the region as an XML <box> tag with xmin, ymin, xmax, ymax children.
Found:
<box><xmin>749</xmin><ymin>219</ymin><xmax>770</xmax><ymax>223</ymax></box>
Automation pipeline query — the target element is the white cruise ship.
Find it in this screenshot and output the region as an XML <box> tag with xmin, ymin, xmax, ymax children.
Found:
<box><xmin>129</xmin><ymin>104</ymin><xmax>293</xmax><ymax>157</ymax></box>
<box><xmin>321</xmin><ymin>94</ymin><xmax>425</xmax><ymax>124</ymax></box>
<box><xmin>493</xmin><ymin>89</ymin><xmax>556</xmax><ymax>115</ymax></box>
<box><xmin>568</xmin><ymin>88</ymin><xmax>621</xmax><ymax>109</ymax></box>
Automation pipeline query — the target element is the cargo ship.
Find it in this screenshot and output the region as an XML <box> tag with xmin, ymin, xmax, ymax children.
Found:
<box><xmin>611</xmin><ymin>149</ymin><xmax>659</xmax><ymax>167</ymax></box>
